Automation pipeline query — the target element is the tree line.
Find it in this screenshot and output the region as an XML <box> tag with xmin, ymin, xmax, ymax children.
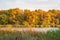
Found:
<box><xmin>0</xmin><ymin>8</ymin><xmax>60</xmax><ymax>27</ymax></box>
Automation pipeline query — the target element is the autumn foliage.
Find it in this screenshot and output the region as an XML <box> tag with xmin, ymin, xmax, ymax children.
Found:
<box><xmin>0</xmin><ymin>8</ymin><xmax>60</xmax><ymax>27</ymax></box>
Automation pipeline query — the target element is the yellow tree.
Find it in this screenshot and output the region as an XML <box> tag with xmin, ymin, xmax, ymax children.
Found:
<box><xmin>42</xmin><ymin>12</ymin><xmax>52</xmax><ymax>27</ymax></box>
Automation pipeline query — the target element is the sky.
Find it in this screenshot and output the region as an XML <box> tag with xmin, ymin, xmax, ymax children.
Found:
<box><xmin>0</xmin><ymin>0</ymin><xmax>60</xmax><ymax>10</ymax></box>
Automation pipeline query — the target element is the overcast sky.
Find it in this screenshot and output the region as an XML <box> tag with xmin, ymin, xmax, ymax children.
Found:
<box><xmin>0</xmin><ymin>0</ymin><xmax>60</xmax><ymax>10</ymax></box>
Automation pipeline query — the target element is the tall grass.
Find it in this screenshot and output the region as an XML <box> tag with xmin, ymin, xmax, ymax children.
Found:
<box><xmin>0</xmin><ymin>30</ymin><xmax>60</xmax><ymax>40</ymax></box>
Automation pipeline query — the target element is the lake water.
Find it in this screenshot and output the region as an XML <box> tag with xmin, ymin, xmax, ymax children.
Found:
<box><xmin>0</xmin><ymin>28</ymin><xmax>59</xmax><ymax>32</ymax></box>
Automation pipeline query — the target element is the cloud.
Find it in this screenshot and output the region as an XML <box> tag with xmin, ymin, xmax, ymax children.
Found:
<box><xmin>0</xmin><ymin>0</ymin><xmax>60</xmax><ymax>10</ymax></box>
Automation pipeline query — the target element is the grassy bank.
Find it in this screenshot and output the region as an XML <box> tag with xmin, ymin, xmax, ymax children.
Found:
<box><xmin>0</xmin><ymin>25</ymin><xmax>60</xmax><ymax>28</ymax></box>
<box><xmin>0</xmin><ymin>30</ymin><xmax>60</xmax><ymax>40</ymax></box>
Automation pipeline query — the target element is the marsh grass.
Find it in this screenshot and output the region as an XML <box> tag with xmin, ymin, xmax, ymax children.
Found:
<box><xmin>0</xmin><ymin>30</ymin><xmax>60</xmax><ymax>40</ymax></box>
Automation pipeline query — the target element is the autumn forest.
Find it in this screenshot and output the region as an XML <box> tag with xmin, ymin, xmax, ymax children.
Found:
<box><xmin>0</xmin><ymin>8</ymin><xmax>60</xmax><ymax>27</ymax></box>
